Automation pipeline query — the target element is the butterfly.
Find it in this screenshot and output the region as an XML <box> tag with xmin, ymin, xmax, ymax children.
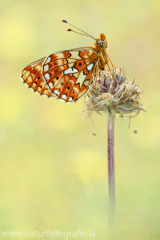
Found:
<box><xmin>20</xmin><ymin>20</ymin><xmax>115</xmax><ymax>103</ymax></box>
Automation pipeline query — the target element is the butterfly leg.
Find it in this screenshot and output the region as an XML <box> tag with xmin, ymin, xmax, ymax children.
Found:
<box><xmin>94</xmin><ymin>59</ymin><xmax>102</xmax><ymax>86</ymax></box>
<box><xmin>104</xmin><ymin>51</ymin><xmax>115</xmax><ymax>71</ymax></box>
<box><xmin>106</xmin><ymin>61</ymin><xmax>116</xmax><ymax>84</ymax></box>
<box><xmin>108</xmin><ymin>56</ymin><xmax>115</xmax><ymax>69</ymax></box>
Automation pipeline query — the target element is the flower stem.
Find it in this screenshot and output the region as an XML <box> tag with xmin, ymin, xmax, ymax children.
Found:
<box><xmin>107</xmin><ymin>113</ymin><xmax>115</xmax><ymax>232</ymax></box>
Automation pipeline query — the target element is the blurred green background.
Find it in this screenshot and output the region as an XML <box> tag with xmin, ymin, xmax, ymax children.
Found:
<box><xmin>0</xmin><ymin>0</ymin><xmax>160</xmax><ymax>239</ymax></box>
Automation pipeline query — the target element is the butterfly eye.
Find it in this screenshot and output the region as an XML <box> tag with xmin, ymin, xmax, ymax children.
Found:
<box><xmin>97</xmin><ymin>40</ymin><xmax>104</xmax><ymax>46</ymax></box>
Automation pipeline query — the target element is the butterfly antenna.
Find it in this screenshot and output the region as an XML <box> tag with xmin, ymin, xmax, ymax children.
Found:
<box><xmin>62</xmin><ymin>20</ymin><xmax>96</xmax><ymax>40</ymax></box>
<box><xmin>67</xmin><ymin>28</ymin><xmax>94</xmax><ymax>39</ymax></box>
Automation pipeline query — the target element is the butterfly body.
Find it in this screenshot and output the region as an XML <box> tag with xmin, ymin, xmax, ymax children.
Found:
<box><xmin>21</xmin><ymin>30</ymin><xmax>114</xmax><ymax>103</ymax></box>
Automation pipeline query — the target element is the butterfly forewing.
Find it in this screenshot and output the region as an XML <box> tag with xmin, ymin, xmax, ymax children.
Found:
<box><xmin>21</xmin><ymin>48</ymin><xmax>98</xmax><ymax>102</ymax></box>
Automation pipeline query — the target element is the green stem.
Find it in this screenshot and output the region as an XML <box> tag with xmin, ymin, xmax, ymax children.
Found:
<box><xmin>107</xmin><ymin>113</ymin><xmax>115</xmax><ymax>232</ymax></box>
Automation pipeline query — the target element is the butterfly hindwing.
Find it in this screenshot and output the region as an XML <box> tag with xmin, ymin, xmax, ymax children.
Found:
<box><xmin>21</xmin><ymin>48</ymin><xmax>98</xmax><ymax>102</ymax></box>
<box><xmin>20</xmin><ymin>57</ymin><xmax>56</xmax><ymax>98</ymax></box>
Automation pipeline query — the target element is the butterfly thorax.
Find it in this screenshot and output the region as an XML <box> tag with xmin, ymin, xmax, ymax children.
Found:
<box><xmin>94</xmin><ymin>34</ymin><xmax>109</xmax><ymax>70</ymax></box>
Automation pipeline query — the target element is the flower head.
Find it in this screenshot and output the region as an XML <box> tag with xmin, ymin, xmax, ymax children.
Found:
<box><xmin>83</xmin><ymin>68</ymin><xmax>146</xmax><ymax>133</ymax></box>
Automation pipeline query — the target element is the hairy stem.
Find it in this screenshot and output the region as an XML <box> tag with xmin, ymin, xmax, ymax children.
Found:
<box><xmin>107</xmin><ymin>113</ymin><xmax>115</xmax><ymax>232</ymax></box>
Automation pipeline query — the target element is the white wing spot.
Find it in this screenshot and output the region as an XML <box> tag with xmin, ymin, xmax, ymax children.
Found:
<box><xmin>54</xmin><ymin>90</ymin><xmax>60</xmax><ymax>95</ymax></box>
<box><xmin>69</xmin><ymin>97</ymin><xmax>74</xmax><ymax>102</ymax></box>
<box><xmin>44</xmin><ymin>64</ymin><xmax>49</xmax><ymax>71</ymax></box>
<box><xmin>45</xmin><ymin>73</ymin><xmax>50</xmax><ymax>80</ymax></box>
<box><xmin>87</xmin><ymin>63</ymin><xmax>94</xmax><ymax>71</ymax></box>
<box><xmin>46</xmin><ymin>57</ymin><xmax>51</xmax><ymax>63</ymax></box>
<box><xmin>62</xmin><ymin>94</ymin><xmax>67</xmax><ymax>100</ymax></box>
<box><xmin>64</xmin><ymin>68</ymin><xmax>78</xmax><ymax>75</ymax></box>
<box><xmin>49</xmin><ymin>82</ymin><xmax>53</xmax><ymax>88</ymax></box>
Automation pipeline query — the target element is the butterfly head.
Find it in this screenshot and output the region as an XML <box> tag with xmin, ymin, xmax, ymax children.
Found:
<box><xmin>95</xmin><ymin>34</ymin><xmax>108</xmax><ymax>50</ymax></box>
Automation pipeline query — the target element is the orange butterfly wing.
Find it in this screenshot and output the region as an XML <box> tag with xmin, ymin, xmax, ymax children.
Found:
<box><xmin>20</xmin><ymin>57</ymin><xmax>56</xmax><ymax>98</ymax></box>
<box><xmin>21</xmin><ymin>48</ymin><xmax>98</xmax><ymax>102</ymax></box>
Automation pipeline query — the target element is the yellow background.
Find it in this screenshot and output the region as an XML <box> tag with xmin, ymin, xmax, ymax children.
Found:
<box><xmin>0</xmin><ymin>0</ymin><xmax>160</xmax><ymax>239</ymax></box>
